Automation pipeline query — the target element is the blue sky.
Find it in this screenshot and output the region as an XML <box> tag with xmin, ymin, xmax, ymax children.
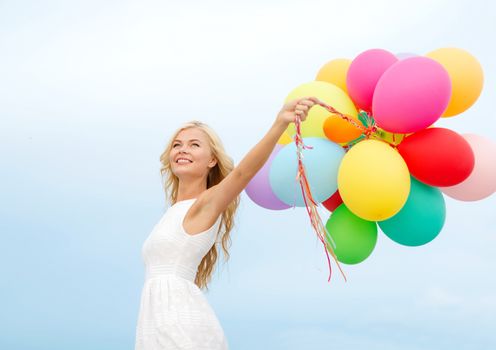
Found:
<box><xmin>1</xmin><ymin>0</ymin><xmax>495</xmax><ymax>349</ymax></box>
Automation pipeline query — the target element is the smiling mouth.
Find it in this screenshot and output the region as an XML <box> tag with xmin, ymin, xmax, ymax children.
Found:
<box><xmin>176</xmin><ymin>158</ymin><xmax>193</xmax><ymax>164</ymax></box>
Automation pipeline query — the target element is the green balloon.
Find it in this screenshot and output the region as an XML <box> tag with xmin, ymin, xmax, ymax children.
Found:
<box><xmin>325</xmin><ymin>204</ymin><xmax>378</xmax><ymax>264</ymax></box>
<box><xmin>378</xmin><ymin>176</ymin><xmax>446</xmax><ymax>246</ymax></box>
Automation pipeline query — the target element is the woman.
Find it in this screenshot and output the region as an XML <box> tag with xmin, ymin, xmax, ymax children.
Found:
<box><xmin>134</xmin><ymin>96</ymin><xmax>321</xmax><ymax>349</ymax></box>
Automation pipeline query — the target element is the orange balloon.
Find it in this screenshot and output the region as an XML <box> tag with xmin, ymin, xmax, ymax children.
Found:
<box><xmin>323</xmin><ymin>115</ymin><xmax>363</xmax><ymax>143</ymax></box>
<box><xmin>426</xmin><ymin>48</ymin><xmax>484</xmax><ymax>117</ymax></box>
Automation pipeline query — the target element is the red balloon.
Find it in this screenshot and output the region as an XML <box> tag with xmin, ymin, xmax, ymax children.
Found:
<box><xmin>397</xmin><ymin>128</ymin><xmax>475</xmax><ymax>186</ymax></box>
<box><xmin>322</xmin><ymin>190</ymin><xmax>343</xmax><ymax>211</ymax></box>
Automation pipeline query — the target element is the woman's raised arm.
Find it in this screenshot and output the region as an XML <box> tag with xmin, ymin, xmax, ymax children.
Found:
<box><xmin>206</xmin><ymin>96</ymin><xmax>322</xmax><ymax>215</ymax></box>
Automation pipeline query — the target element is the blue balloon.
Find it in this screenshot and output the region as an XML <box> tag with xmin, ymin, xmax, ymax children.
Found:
<box><xmin>269</xmin><ymin>137</ymin><xmax>345</xmax><ymax>207</ymax></box>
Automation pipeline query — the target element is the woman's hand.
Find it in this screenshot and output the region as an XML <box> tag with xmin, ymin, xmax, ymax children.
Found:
<box><xmin>276</xmin><ymin>96</ymin><xmax>323</xmax><ymax>126</ymax></box>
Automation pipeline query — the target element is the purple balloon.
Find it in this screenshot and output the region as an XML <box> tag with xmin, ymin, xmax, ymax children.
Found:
<box><xmin>244</xmin><ymin>144</ymin><xmax>291</xmax><ymax>210</ymax></box>
<box><xmin>396</xmin><ymin>52</ymin><xmax>417</xmax><ymax>60</ymax></box>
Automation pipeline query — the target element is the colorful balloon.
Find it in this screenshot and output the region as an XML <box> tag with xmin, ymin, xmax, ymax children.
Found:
<box><xmin>284</xmin><ymin>81</ymin><xmax>357</xmax><ymax>138</ymax></box>
<box><xmin>270</xmin><ymin>138</ymin><xmax>345</xmax><ymax>207</ymax></box>
<box><xmin>323</xmin><ymin>114</ymin><xmax>363</xmax><ymax>144</ymax></box>
<box><xmin>396</xmin><ymin>52</ymin><xmax>417</xmax><ymax>60</ymax></box>
<box><xmin>440</xmin><ymin>134</ymin><xmax>496</xmax><ymax>201</ymax></box>
<box><xmin>315</xmin><ymin>58</ymin><xmax>352</xmax><ymax>94</ymax></box>
<box><xmin>375</xmin><ymin>129</ymin><xmax>407</xmax><ymax>146</ymax></box>
<box><xmin>379</xmin><ymin>177</ymin><xmax>446</xmax><ymax>246</ymax></box>
<box><xmin>322</xmin><ymin>190</ymin><xmax>343</xmax><ymax>212</ymax></box>
<box><xmin>397</xmin><ymin>128</ymin><xmax>475</xmax><ymax>187</ymax></box>
<box><xmin>245</xmin><ymin>144</ymin><xmax>291</xmax><ymax>210</ymax></box>
<box><xmin>338</xmin><ymin>139</ymin><xmax>411</xmax><ymax>221</ymax></box>
<box><xmin>277</xmin><ymin>131</ymin><xmax>292</xmax><ymax>145</ymax></box>
<box><xmin>346</xmin><ymin>49</ymin><xmax>398</xmax><ymax>112</ymax></box>
<box><xmin>426</xmin><ymin>47</ymin><xmax>484</xmax><ymax>117</ymax></box>
<box><xmin>372</xmin><ymin>56</ymin><xmax>452</xmax><ymax>133</ymax></box>
<box><xmin>325</xmin><ymin>204</ymin><xmax>377</xmax><ymax>264</ymax></box>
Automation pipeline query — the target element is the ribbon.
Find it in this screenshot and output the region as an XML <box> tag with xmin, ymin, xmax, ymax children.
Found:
<box><xmin>293</xmin><ymin>111</ymin><xmax>347</xmax><ymax>283</ymax></box>
<box><xmin>291</xmin><ymin>101</ymin><xmax>402</xmax><ymax>283</ymax></box>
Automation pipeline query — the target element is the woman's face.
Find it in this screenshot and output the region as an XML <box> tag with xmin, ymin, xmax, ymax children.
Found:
<box><xmin>169</xmin><ymin>128</ymin><xmax>217</xmax><ymax>180</ymax></box>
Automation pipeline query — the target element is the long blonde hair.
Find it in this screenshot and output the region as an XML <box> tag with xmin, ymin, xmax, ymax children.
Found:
<box><xmin>159</xmin><ymin>121</ymin><xmax>240</xmax><ymax>290</ymax></box>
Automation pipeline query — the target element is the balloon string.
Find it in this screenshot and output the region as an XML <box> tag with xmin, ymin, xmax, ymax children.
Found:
<box><xmin>315</xmin><ymin>102</ymin><xmax>375</xmax><ymax>135</ymax></box>
<box><xmin>313</xmin><ymin>101</ymin><xmax>404</xmax><ymax>148</ymax></box>
<box><xmin>293</xmin><ymin>114</ymin><xmax>347</xmax><ymax>283</ymax></box>
<box><xmin>291</xmin><ymin>100</ymin><xmax>406</xmax><ymax>283</ymax></box>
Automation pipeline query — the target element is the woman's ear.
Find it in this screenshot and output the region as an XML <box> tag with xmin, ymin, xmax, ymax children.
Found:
<box><xmin>208</xmin><ymin>157</ymin><xmax>217</xmax><ymax>169</ymax></box>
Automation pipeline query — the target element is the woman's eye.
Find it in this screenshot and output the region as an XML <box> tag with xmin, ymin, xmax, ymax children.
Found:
<box><xmin>173</xmin><ymin>143</ymin><xmax>199</xmax><ymax>148</ymax></box>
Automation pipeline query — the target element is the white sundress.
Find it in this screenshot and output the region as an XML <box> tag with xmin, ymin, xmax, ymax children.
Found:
<box><xmin>134</xmin><ymin>198</ymin><xmax>229</xmax><ymax>350</ymax></box>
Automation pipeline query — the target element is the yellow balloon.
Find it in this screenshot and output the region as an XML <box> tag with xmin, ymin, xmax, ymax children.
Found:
<box><xmin>284</xmin><ymin>81</ymin><xmax>358</xmax><ymax>139</ymax></box>
<box><xmin>374</xmin><ymin>129</ymin><xmax>407</xmax><ymax>146</ymax></box>
<box><xmin>315</xmin><ymin>58</ymin><xmax>352</xmax><ymax>94</ymax></box>
<box><xmin>277</xmin><ymin>131</ymin><xmax>292</xmax><ymax>145</ymax></box>
<box><xmin>426</xmin><ymin>47</ymin><xmax>484</xmax><ymax>117</ymax></box>
<box><xmin>338</xmin><ymin>140</ymin><xmax>410</xmax><ymax>221</ymax></box>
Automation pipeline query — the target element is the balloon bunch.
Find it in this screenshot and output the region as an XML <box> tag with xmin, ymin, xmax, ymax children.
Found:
<box><xmin>245</xmin><ymin>48</ymin><xmax>496</xmax><ymax>282</ymax></box>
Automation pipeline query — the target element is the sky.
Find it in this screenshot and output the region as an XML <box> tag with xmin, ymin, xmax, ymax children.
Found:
<box><xmin>1</xmin><ymin>0</ymin><xmax>495</xmax><ymax>349</ymax></box>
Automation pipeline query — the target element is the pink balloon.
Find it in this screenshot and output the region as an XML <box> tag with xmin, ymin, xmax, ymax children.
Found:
<box><xmin>440</xmin><ymin>134</ymin><xmax>496</xmax><ymax>201</ymax></box>
<box><xmin>346</xmin><ymin>49</ymin><xmax>398</xmax><ymax>112</ymax></box>
<box><xmin>245</xmin><ymin>144</ymin><xmax>291</xmax><ymax>210</ymax></box>
<box><xmin>372</xmin><ymin>57</ymin><xmax>452</xmax><ymax>133</ymax></box>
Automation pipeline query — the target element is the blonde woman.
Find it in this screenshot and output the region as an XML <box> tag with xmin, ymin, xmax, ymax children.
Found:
<box><xmin>134</xmin><ymin>96</ymin><xmax>320</xmax><ymax>349</ymax></box>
